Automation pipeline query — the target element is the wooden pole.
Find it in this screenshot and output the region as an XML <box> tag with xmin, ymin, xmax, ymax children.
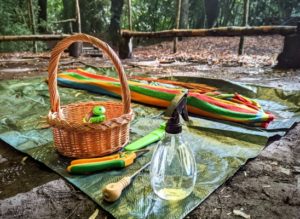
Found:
<box><xmin>51</xmin><ymin>18</ymin><xmax>77</xmax><ymax>24</ymax></box>
<box><xmin>173</xmin><ymin>0</ymin><xmax>182</xmax><ymax>53</ymax></box>
<box><xmin>238</xmin><ymin>0</ymin><xmax>250</xmax><ymax>55</ymax></box>
<box><xmin>121</xmin><ymin>26</ymin><xmax>297</xmax><ymax>38</ymax></box>
<box><xmin>127</xmin><ymin>0</ymin><xmax>132</xmax><ymax>30</ymax></box>
<box><xmin>69</xmin><ymin>0</ymin><xmax>82</xmax><ymax>58</ymax></box>
<box><xmin>28</xmin><ymin>0</ymin><xmax>37</xmax><ymax>53</ymax></box>
<box><xmin>75</xmin><ymin>0</ymin><xmax>81</xmax><ymax>33</ymax></box>
<box><xmin>0</xmin><ymin>34</ymin><xmax>70</xmax><ymax>41</ymax></box>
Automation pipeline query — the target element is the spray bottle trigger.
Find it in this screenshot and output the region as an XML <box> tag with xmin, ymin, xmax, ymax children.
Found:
<box><xmin>181</xmin><ymin>102</ymin><xmax>189</xmax><ymax>122</ymax></box>
<box><xmin>165</xmin><ymin>90</ymin><xmax>189</xmax><ymax>119</ymax></box>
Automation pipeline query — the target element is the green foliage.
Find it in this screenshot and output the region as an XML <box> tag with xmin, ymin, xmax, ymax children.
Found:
<box><xmin>1</xmin><ymin>0</ymin><xmax>300</xmax><ymax>52</ymax></box>
<box><xmin>80</xmin><ymin>0</ymin><xmax>111</xmax><ymax>34</ymax></box>
<box><xmin>249</xmin><ymin>0</ymin><xmax>300</xmax><ymax>25</ymax></box>
<box><xmin>59</xmin><ymin>0</ymin><xmax>111</xmax><ymax>34</ymax></box>
<box><xmin>46</xmin><ymin>0</ymin><xmax>64</xmax><ymax>33</ymax></box>
<box><xmin>123</xmin><ymin>0</ymin><xmax>176</xmax><ymax>31</ymax></box>
<box><xmin>217</xmin><ymin>0</ymin><xmax>300</xmax><ymax>27</ymax></box>
<box><xmin>0</xmin><ymin>0</ymin><xmax>34</xmax><ymax>51</ymax></box>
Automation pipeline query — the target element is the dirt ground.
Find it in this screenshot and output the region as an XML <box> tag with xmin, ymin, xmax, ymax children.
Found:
<box><xmin>0</xmin><ymin>36</ymin><xmax>300</xmax><ymax>219</ymax></box>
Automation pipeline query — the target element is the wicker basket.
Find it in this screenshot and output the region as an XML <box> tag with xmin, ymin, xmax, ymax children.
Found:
<box><xmin>47</xmin><ymin>34</ymin><xmax>133</xmax><ymax>158</ymax></box>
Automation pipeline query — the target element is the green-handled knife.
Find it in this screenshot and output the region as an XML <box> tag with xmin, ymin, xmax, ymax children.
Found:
<box><xmin>124</xmin><ymin>123</ymin><xmax>166</xmax><ymax>151</ymax></box>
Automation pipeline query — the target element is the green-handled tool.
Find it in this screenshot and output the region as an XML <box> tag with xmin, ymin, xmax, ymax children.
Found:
<box><xmin>67</xmin><ymin>150</ymin><xmax>149</xmax><ymax>174</ymax></box>
<box><xmin>124</xmin><ymin>123</ymin><xmax>166</xmax><ymax>151</ymax></box>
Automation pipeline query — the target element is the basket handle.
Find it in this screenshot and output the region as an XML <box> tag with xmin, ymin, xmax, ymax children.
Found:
<box><xmin>48</xmin><ymin>34</ymin><xmax>131</xmax><ymax>115</ymax></box>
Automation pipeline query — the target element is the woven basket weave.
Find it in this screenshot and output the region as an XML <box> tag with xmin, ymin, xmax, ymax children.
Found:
<box><xmin>47</xmin><ymin>34</ymin><xmax>133</xmax><ymax>158</ymax></box>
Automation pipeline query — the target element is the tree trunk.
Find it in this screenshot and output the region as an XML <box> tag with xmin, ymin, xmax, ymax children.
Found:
<box><xmin>204</xmin><ymin>0</ymin><xmax>219</xmax><ymax>28</ymax></box>
<box><xmin>37</xmin><ymin>0</ymin><xmax>47</xmax><ymax>33</ymax></box>
<box><xmin>127</xmin><ymin>0</ymin><xmax>132</xmax><ymax>30</ymax></box>
<box><xmin>69</xmin><ymin>0</ymin><xmax>82</xmax><ymax>58</ymax></box>
<box><xmin>75</xmin><ymin>0</ymin><xmax>81</xmax><ymax>33</ymax></box>
<box><xmin>28</xmin><ymin>0</ymin><xmax>37</xmax><ymax>52</ymax></box>
<box><xmin>195</xmin><ymin>0</ymin><xmax>205</xmax><ymax>28</ymax></box>
<box><xmin>238</xmin><ymin>0</ymin><xmax>250</xmax><ymax>55</ymax></box>
<box><xmin>108</xmin><ymin>0</ymin><xmax>124</xmax><ymax>51</ymax></box>
<box><xmin>276</xmin><ymin>24</ymin><xmax>300</xmax><ymax>69</ymax></box>
<box><xmin>180</xmin><ymin>0</ymin><xmax>189</xmax><ymax>29</ymax></box>
<box><xmin>63</xmin><ymin>0</ymin><xmax>76</xmax><ymax>33</ymax></box>
<box><xmin>173</xmin><ymin>0</ymin><xmax>182</xmax><ymax>53</ymax></box>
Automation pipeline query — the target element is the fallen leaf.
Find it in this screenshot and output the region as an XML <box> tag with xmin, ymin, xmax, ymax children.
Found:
<box><xmin>88</xmin><ymin>209</ymin><xmax>99</xmax><ymax>219</ymax></box>
<box><xmin>21</xmin><ymin>156</ymin><xmax>28</xmax><ymax>165</ymax></box>
<box><xmin>75</xmin><ymin>92</ymin><xmax>82</xmax><ymax>97</ymax></box>
<box><xmin>233</xmin><ymin>209</ymin><xmax>251</xmax><ymax>219</ymax></box>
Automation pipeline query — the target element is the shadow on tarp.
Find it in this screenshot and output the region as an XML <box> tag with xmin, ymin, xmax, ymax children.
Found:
<box><xmin>0</xmin><ymin>76</ymin><xmax>299</xmax><ymax>219</ymax></box>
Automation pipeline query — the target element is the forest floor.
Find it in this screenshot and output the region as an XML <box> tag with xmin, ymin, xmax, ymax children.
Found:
<box><xmin>0</xmin><ymin>35</ymin><xmax>300</xmax><ymax>219</ymax></box>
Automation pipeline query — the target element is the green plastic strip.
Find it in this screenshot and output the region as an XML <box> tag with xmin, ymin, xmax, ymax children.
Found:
<box><xmin>68</xmin><ymin>159</ymin><xmax>126</xmax><ymax>174</ymax></box>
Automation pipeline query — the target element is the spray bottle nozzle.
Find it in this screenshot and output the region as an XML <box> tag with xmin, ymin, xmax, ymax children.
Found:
<box><xmin>164</xmin><ymin>90</ymin><xmax>189</xmax><ymax>134</ymax></box>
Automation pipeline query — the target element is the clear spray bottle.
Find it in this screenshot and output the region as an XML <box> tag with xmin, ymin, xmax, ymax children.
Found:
<box><xmin>150</xmin><ymin>91</ymin><xmax>197</xmax><ymax>201</ymax></box>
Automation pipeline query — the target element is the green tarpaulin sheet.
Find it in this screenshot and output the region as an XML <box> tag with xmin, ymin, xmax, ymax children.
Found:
<box><xmin>0</xmin><ymin>75</ymin><xmax>299</xmax><ymax>219</ymax></box>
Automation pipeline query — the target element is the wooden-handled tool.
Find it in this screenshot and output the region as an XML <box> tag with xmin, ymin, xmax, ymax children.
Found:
<box><xmin>102</xmin><ymin>162</ymin><xmax>151</xmax><ymax>202</ymax></box>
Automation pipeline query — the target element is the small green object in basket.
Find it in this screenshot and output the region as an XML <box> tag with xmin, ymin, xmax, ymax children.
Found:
<box><xmin>92</xmin><ymin>106</ymin><xmax>106</xmax><ymax>115</ymax></box>
<box><xmin>83</xmin><ymin>106</ymin><xmax>106</xmax><ymax>123</ymax></box>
